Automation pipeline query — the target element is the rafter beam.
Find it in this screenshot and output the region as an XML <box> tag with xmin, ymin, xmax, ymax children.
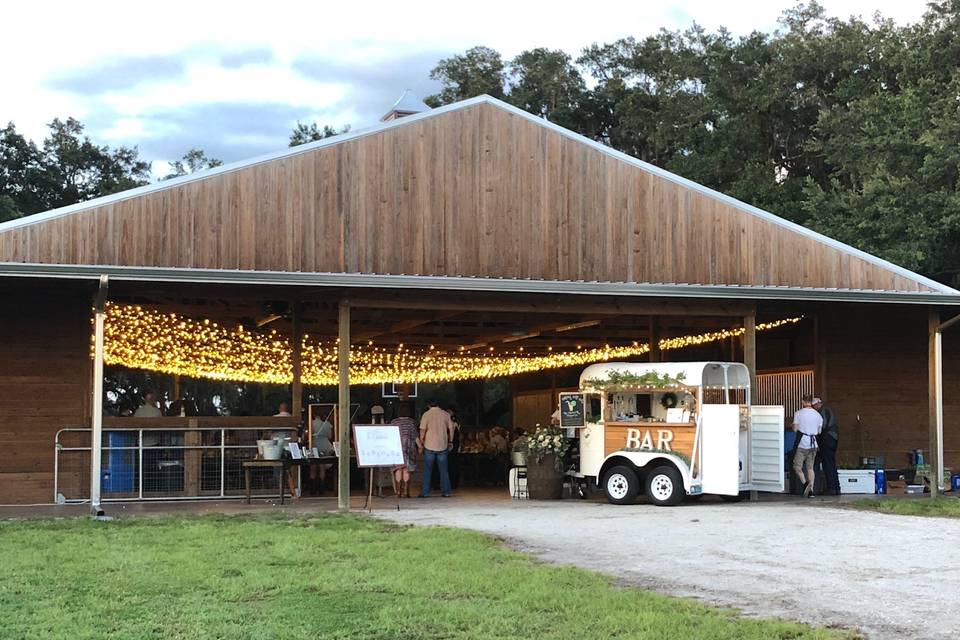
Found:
<box><xmin>350</xmin><ymin>292</ymin><xmax>754</xmax><ymax>317</ymax></box>
<box><xmin>353</xmin><ymin>310</ymin><xmax>463</xmax><ymax>341</ymax></box>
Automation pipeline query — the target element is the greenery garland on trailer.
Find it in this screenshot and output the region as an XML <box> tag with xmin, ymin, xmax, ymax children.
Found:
<box><xmin>581</xmin><ymin>370</ymin><xmax>689</xmax><ymax>393</ymax></box>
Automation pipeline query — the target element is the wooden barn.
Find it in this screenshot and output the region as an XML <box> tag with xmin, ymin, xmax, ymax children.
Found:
<box><xmin>0</xmin><ymin>94</ymin><xmax>958</xmax><ymax>508</ymax></box>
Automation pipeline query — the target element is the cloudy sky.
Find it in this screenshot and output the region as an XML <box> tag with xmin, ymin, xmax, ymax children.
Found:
<box><xmin>3</xmin><ymin>0</ymin><xmax>928</xmax><ymax>178</ymax></box>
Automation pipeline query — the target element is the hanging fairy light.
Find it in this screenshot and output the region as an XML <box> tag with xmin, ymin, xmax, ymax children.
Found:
<box><xmin>100</xmin><ymin>302</ymin><xmax>801</xmax><ymax>385</ymax></box>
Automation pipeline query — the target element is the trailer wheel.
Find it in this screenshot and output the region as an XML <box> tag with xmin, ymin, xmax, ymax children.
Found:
<box><xmin>603</xmin><ymin>465</ymin><xmax>639</xmax><ymax>504</ymax></box>
<box><xmin>646</xmin><ymin>465</ymin><xmax>683</xmax><ymax>506</ymax></box>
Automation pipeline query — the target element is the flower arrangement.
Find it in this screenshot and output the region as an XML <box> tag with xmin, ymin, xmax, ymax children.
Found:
<box><xmin>525</xmin><ymin>425</ymin><xmax>571</xmax><ymax>471</ymax></box>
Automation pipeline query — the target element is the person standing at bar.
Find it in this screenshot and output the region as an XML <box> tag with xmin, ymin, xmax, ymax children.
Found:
<box><xmin>792</xmin><ymin>395</ymin><xmax>823</xmax><ymax>498</ymax></box>
<box><xmin>419</xmin><ymin>400</ymin><xmax>455</xmax><ymax>498</ymax></box>
<box><xmin>134</xmin><ymin>390</ymin><xmax>162</xmax><ymax>417</ymax></box>
<box><xmin>813</xmin><ymin>396</ymin><xmax>840</xmax><ymax>495</ymax></box>
<box><xmin>390</xmin><ymin>403</ymin><xmax>420</xmax><ymax>498</ymax></box>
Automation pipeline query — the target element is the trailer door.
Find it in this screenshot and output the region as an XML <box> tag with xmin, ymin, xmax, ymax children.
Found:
<box><xmin>699</xmin><ymin>404</ymin><xmax>740</xmax><ymax>496</ymax></box>
<box><xmin>747</xmin><ymin>405</ymin><xmax>785</xmax><ymax>492</ymax></box>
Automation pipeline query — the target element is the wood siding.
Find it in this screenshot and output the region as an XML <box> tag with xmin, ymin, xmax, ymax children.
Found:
<box><xmin>0</xmin><ymin>282</ymin><xmax>92</xmax><ymax>503</ymax></box>
<box><xmin>0</xmin><ymin>102</ymin><xmax>932</xmax><ymax>292</ymax></box>
<box><xmin>820</xmin><ymin>305</ymin><xmax>960</xmax><ymax>470</ymax></box>
<box><xmin>603</xmin><ymin>422</ymin><xmax>697</xmax><ymax>459</ymax></box>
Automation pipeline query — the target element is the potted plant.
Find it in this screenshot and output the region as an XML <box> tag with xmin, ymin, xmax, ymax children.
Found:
<box><xmin>524</xmin><ymin>425</ymin><xmax>570</xmax><ymax>499</ymax></box>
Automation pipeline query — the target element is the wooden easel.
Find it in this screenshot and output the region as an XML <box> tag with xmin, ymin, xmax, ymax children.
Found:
<box><xmin>363</xmin><ymin>466</ymin><xmax>401</xmax><ymax>512</ymax></box>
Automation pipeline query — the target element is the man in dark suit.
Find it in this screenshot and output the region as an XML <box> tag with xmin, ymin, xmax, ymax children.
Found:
<box><xmin>814</xmin><ymin>397</ymin><xmax>840</xmax><ymax>495</ymax></box>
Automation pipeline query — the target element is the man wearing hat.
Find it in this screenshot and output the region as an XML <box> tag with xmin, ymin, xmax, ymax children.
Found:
<box><xmin>792</xmin><ymin>395</ymin><xmax>823</xmax><ymax>498</ymax></box>
<box><xmin>813</xmin><ymin>396</ymin><xmax>840</xmax><ymax>495</ymax></box>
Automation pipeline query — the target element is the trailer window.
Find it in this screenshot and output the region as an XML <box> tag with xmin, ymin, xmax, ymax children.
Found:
<box><xmin>587</xmin><ymin>394</ymin><xmax>602</xmax><ymax>422</ymax></box>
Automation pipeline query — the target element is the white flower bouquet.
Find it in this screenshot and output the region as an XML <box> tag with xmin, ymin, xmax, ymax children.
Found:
<box><xmin>524</xmin><ymin>425</ymin><xmax>571</xmax><ymax>471</ymax></box>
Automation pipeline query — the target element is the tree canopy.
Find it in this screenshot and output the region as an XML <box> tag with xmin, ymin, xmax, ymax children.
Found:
<box><xmin>289</xmin><ymin>122</ymin><xmax>351</xmax><ymax>147</ymax></box>
<box><xmin>0</xmin><ymin>118</ymin><xmax>150</xmax><ymax>223</ymax></box>
<box><xmin>162</xmin><ymin>148</ymin><xmax>222</xmax><ymax>180</ymax></box>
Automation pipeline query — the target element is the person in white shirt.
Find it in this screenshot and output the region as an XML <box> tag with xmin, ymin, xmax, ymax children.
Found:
<box><xmin>792</xmin><ymin>395</ymin><xmax>824</xmax><ymax>498</ymax></box>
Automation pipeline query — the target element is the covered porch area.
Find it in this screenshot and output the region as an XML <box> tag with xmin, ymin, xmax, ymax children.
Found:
<box><xmin>2</xmin><ymin>267</ymin><xmax>956</xmax><ymax>509</ymax></box>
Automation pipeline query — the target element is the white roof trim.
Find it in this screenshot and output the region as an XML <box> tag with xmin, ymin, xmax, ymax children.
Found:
<box><xmin>3</xmin><ymin>262</ymin><xmax>959</xmax><ymax>305</ymax></box>
<box><xmin>1</xmin><ymin>94</ymin><xmax>952</xmax><ymax>295</ymax></box>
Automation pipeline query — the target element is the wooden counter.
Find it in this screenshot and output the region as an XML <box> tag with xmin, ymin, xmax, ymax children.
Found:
<box><xmin>603</xmin><ymin>421</ymin><xmax>696</xmax><ymax>458</ymax></box>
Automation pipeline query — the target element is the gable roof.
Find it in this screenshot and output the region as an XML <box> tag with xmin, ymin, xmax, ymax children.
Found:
<box><xmin>0</xmin><ymin>95</ymin><xmax>955</xmax><ymax>296</ymax></box>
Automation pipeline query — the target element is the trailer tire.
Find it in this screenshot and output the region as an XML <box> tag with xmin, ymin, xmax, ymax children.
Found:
<box><xmin>646</xmin><ymin>465</ymin><xmax>684</xmax><ymax>506</ymax></box>
<box><xmin>603</xmin><ymin>465</ymin><xmax>639</xmax><ymax>504</ymax></box>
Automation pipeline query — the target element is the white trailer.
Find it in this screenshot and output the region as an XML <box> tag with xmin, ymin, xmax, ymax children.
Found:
<box><xmin>566</xmin><ymin>362</ymin><xmax>784</xmax><ymax>505</ymax></box>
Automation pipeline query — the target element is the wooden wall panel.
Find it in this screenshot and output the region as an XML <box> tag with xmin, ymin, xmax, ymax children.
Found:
<box><xmin>0</xmin><ymin>102</ymin><xmax>935</xmax><ymax>292</ymax></box>
<box><xmin>820</xmin><ymin>305</ymin><xmax>960</xmax><ymax>471</ymax></box>
<box><xmin>0</xmin><ymin>282</ymin><xmax>92</xmax><ymax>503</ymax></box>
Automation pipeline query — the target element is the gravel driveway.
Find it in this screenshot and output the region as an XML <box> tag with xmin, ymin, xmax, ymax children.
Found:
<box><xmin>375</xmin><ymin>494</ymin><xmax>960</xmax><ymax>639</ymax></box>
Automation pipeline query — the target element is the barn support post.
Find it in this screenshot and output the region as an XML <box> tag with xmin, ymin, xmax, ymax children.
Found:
<box><xmin>90</xmin><ymin>275</ymin><xmax>109</xmax><ymax>516</ymax></box>
<box><xmin>743</xmin><ymin>315</ymin><xmax>757</xmax><ymax>403</ymax></box>
<box><xmin>929</xmin><ymin>308</ymin><xmax>945</xmax><ymax>495</ymax></box>
<box><xmin>337</xmin><ymin>300</ymin><xmax>351</xmax><ymax>512</ymax></box>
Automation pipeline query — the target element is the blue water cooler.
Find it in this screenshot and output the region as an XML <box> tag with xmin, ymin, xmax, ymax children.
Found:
<box><xmin>101</xmin><ymin>431</ymin><xmax>136</xmax><ymax>493</ymax></box>
<box><xmin>875</xmin><ymin>469</ymin><xmax>886</xmax><ymax>494</ymax></box>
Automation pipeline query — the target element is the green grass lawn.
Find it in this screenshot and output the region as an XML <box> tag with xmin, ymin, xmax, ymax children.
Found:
<box><xmin>849</xmin><ymin>496</ymin><xmax>960</xmax><ymax>518</ymax></box>
<box><xmin>0</xmin><ymin>514</ymin><xmax>853</xmax><ymax>640</ymax></box>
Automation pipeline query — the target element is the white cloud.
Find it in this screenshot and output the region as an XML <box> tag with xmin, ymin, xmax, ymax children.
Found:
<box><xmin>1</xmin><ymin>0</ymin><xmax>930</xmax><ymax>178</ymax></box>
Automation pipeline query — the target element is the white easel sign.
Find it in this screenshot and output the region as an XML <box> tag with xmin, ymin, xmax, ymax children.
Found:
<box><xmin>353</xmin><ymin>425</ymin><xmax>405</xmax><ymax>468</ymax></box>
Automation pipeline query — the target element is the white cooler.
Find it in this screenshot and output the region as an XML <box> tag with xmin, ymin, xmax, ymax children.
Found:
<box><xmin>838</xmin><ymin>469</ymin><xmax>876</xmax><ymax>494</ymax></box>
<box><xmin>508</xmin><ymin>467</ymin><xmax>528</xmax><ymax>500</ymax></box>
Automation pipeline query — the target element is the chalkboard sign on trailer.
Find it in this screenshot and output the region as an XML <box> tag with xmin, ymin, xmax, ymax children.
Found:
<box><xmin>559</xmin><ymin>392</ymin><xmax>586</xmax><ymax>428</ymax></box>
<box><xmin>353</xmin><ymin>425</ymin><xmax>405</xmax><ymax>467</ymax></box>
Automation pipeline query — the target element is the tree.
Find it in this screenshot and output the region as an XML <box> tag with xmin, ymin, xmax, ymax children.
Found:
<box><xmin>507</xmin><ymin>48</ymin><xmax>590</xmax><ymax>132</ymax></box>
<box><xmin>163</xmin><ymin>148</ymin><xmax>223</xmax><ymax>180</ymax></box>
<box><xmin>426</xmin><ymin>46</ymin><xmax>506</xmax><ymax>106</ymax></box>
<box><xmin>289</xmin><ymin>122</ymin><xmax>350</xmax><ymax>147</ymax></box>
<box><xmin>0</xmin><ymin>123</ymin><xmax>45</xmax><ymax>222</ymax></box>
<box><xmin>39</xmin><ymin>118</ymin><xmax>151</xmax><ymax>211</ymax></box>
<box><xmin>0</xmin><ymin>118</ymin><xmax>150</xmax><ymax>221</ymax></box>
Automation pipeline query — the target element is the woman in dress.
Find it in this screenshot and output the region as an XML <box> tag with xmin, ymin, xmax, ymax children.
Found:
<box><xmin>391</xmin><ymin>403</ymin><xmax>421</xmax><ymax>497</ymax></box>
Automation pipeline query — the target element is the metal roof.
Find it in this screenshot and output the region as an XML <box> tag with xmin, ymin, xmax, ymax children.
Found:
<box><xmin>0</xmin><ymin>94</ymin><xmax>954</xmax><ymax>296</ymax></box>
<box><xmin>381</xmin><ymin>89</ymin><xmax>430</xmax><ymax>120</ymax></box>
<box><xmin>2</xmin><ymin>262</ymin><xmax>959</xmax><ymax>305</ymax></box>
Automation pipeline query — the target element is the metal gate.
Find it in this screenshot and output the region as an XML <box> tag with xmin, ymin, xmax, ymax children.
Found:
<box><xmin>755</xmin><ymin>369</ymin><xmax>815</xmax><ymax>417</ymax></box>
<box><xmin>54</xmin><ymin>427</ymin><xmax>287</xmax><ymax>503</ymax></box>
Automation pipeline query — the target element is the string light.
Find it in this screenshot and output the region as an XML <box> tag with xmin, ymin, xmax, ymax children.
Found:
<box><xmin>658</xmin><ymin>317</ymin><xmax>802</xmax><ymax>351</ymax></box>
<box><xmin>99</xmin><ymin>302</ymin><xmax>801</xmax><ymax>386</ymax></box>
